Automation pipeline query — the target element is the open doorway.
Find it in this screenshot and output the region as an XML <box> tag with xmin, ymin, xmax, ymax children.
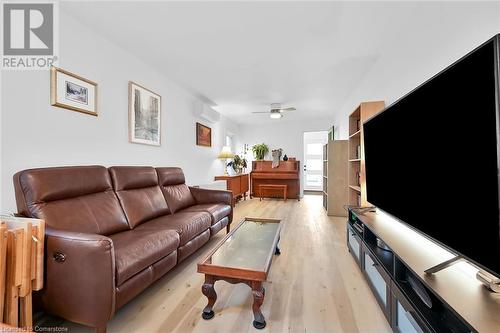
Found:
<box><xmin>303</xmin><ymin>131</ymin><xmax>329</xmax><ymax>192</ymax></box>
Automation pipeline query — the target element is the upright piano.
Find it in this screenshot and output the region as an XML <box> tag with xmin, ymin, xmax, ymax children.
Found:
<box><xmin>250</xmin><ymin>160</ymin><xmax>300</xmax><ymax>200</ymax></box>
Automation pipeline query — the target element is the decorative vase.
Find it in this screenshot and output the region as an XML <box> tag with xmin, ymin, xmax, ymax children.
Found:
<box><xmin>283</xmin><ymin>154</ymin><xmax>288</xmax><ymax>161</ymax></box>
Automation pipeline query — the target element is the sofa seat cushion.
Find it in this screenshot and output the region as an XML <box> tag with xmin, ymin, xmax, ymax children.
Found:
<box><xmin>181</xmin><ymin>204</ymin><xmax>231</xmax><ymax>225</ymax></box>
<box><xmin>137</xmin><ymin>212</ymin><xmax>211</xmax><ymax>246</ymax></box>
<box><xmin>110</xmin><ymin>228</ymin><xmax>180</xmax><ymax>285</ymax></box>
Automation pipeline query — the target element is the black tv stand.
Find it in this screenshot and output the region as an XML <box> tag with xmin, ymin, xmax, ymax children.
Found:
<box><xmin>346</xmin><ymin>208</ymin><xmax>500</xmax><ymax>333</ymax></box>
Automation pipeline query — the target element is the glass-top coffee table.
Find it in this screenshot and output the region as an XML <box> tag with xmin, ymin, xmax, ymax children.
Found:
<box><xmin>197</xmin><ymin>217</ymin><xmax>282</xmax><ymax>329</ymax></box>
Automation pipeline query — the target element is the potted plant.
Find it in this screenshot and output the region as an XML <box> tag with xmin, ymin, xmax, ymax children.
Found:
<box><xmin>232</xmin><ymin>155</ymin><xmax>242</xmax><ymax>174</ymax></box>
<box><xmin>252</xmin><ymin>143</ymin><xmax>269</xmax><ymax>160</ymax></box>
<box><xmin>227</xmin><ymin>155</ymin><xmax>248</xmax><ymax>174</ymax></box>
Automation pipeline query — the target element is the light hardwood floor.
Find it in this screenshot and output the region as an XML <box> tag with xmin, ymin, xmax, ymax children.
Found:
<box><xmin>61</xmin><ymin>195</ymin><xmax>391</xmax><ymax>333</ymax></box>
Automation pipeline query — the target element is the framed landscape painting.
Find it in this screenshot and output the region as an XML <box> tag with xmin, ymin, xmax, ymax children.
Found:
<box><xmin>129</xmin><ymin>81</ymin><xmax>161</xmax><ymax>146</ymax></box>
<box><xmin>50</xmin><ymin>66</ymin><xmax>98</xmax><ymax>116</ymax></box>
<box><xmin>196</xmin><ymin>122</ymin><xmax>211</xmax><ymax>147</ymax></box>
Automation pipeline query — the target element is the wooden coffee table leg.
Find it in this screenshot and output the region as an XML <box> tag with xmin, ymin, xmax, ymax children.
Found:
<box><xmin>251</xmin><ymin>282</ymin><xmax>266</xmax><ymax>329</ymax></box>
<box><xmin>201</xmin><ymin>275</ymin><xmax>217</xmax><ymax>320</ymax></box>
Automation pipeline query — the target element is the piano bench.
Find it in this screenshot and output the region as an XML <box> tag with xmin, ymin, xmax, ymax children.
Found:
<box><xmin>259</xmin><ymin>184</ymin><xmax>287</xmax><ymax>202</ymax></box>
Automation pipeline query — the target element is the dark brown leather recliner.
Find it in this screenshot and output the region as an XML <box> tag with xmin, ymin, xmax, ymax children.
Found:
<box><xmin>13</xmin><ymin>165</ymin><xmax>233</xmax><ymax>333</ymax></box>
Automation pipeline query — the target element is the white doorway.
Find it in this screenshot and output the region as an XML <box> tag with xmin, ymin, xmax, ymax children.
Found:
<box><xmin>303</xmin><ymin>131</ymin><xmax>329</xmax><ymax>191</ymax></box>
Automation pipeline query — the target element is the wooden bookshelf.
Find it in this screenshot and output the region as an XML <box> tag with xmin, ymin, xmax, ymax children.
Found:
<box><xmin>349</xmin><ymin>185</ymin><xmax>361</xmax><ymax>192</ymax></box>
<box><xmin>348</xmin><ymin>101</ymin><xmax>385</xmax><ymax>207</ymax></box>
<box><xmin>322</xmin><ymin>140</ymin><xmax>348</xmax><ymax>216</ymax></box>
<box><xmin>322</xmin><ymin>143</ymin><xmax>328</xmax><ymax>210</ymax></box>
<box><xmin>349</xmin><ymin>130</ymin><xmax>360</xmax><ymax>139</ymax></box>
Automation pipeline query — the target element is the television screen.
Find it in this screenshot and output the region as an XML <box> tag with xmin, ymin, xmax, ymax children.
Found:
<box><xmin>364</xmin><ymin>37</ymin><xmax>500</xmax><ymax>276</ymax></box>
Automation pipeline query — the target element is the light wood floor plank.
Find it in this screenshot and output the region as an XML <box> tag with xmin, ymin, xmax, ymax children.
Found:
<box><xmin>58</xmin><ymin>195</ymin><xmax>391</xmax><ymax>333</ymax></box>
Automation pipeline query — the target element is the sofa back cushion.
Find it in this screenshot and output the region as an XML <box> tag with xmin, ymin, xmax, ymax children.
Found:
<box><xmin>13</xmin><ymin>166</ymin><xmax>129</xmax><ymax>235</ymax></box>
<box><xmin>156</xmin><ymin>167</ymin><xmax>195</xmax><ymax>213</ymax></box>
<box><xmin>109</xmin><ymin>166</ymin><xmax>170</xmax><ymax>228</ymax></box>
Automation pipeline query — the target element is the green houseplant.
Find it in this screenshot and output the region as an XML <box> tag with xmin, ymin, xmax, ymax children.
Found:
<box><xmin>252</xmin><ymin>143</ymin><xmax>269</xmax><ymax>160</ymax></box>
<box><xmin>227</xmin><ymin>155</ymin><xmax>247</xmax><ymax>174</ymax></box>
<box><xmin>228</xmin><ymin>155</ymin><xmax>248</xmax><ymax>174</ymax></box>
<box><xmin>232</xmin><ymin>155</ymin><xmax>242</xmax><ymax>173</ymax></box>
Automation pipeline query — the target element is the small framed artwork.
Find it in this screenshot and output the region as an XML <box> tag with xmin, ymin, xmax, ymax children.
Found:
<box><xmin>50</xmin><ymin>66</ymin><xmax>98</xmax><ymax>116</ymax></box>
<box><xmin>129</xmin><ymin>81</ymin><xmax>161</xmax><ymax>146</ymax></box>
<box><xmin>196</xmin><ymin>122</ymin><xmax>212</xmax><ymax>147</ymax></box>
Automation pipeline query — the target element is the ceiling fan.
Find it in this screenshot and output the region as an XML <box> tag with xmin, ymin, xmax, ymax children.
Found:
<box><xmin>252</xmin><ymin>103</ymin><xmax>296</xmax><ymax>119</ymax></box>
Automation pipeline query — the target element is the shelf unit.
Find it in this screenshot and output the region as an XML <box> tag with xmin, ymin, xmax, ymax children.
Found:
<box><xmin>322</xmin><ymin>140</ymin><xmax>348</xmax><ymax>216</ymax></box>
<box><xmin>346</xmin><ymin>208</ymin><xmax>500</xmax><ymax>333</ymax></box>
<box><xmin>322</xmin><ymin>144</ymin><xmax>328</xmax><ymax>210</ymax></box>
<box><xmin>349</xmin><ymin>130</ymin><xmax>360</xmax><ymax>138</ymax></box>
<box><xmin>349</xmin><ymin>185</ymin><xmax>361</xmax><ymax>192</ymax></box>
<box><xmin>348</xmin><ymin>101</ymin><xmax>385</xmax><ymax>207</ymax></box>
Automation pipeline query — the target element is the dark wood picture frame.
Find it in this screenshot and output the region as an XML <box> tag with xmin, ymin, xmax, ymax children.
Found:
<box><xmin>196</xmin><ymin>122</ymin><xmax>212</xmax><ymax>147</ymax></box>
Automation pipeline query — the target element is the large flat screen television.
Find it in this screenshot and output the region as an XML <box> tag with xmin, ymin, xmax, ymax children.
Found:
<box><xmin>364</xmin><ymin>35</ymin><xmax>500</xmax><ymax>277</ymax></box>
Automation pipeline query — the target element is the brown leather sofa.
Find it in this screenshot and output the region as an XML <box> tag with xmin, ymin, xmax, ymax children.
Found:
<box><xmin>13</xmin><ymin>166</ymin><xmax>233</xmax><ymax>333</ymax></box>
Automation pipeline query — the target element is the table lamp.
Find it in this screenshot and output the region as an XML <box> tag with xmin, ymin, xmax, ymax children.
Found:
<box><xmin>218</xmin><ymin>146</ymin><xmax>234</xmax><ymax>175</ymax></box>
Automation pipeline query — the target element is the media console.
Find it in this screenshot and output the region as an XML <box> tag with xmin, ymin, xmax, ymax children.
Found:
<box><xmin>347</xmin><ymin>208</ymin><xmax>500</xmax><ymax>333</ymax></box>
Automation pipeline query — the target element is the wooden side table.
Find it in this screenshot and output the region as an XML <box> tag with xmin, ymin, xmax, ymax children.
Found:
<box><xmin>214</xmin><ymin>174</ymin><xmax>249</xmax><ymax>205</ymax></box>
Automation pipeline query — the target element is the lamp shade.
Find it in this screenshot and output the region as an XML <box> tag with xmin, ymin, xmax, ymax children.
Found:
<box><xmin>218</xmin><ymin>146</ymin><xmax>234</xmax><ymax>159</ymax></box>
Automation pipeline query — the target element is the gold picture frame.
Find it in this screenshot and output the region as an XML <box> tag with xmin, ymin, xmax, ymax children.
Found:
<box><xmin>128</xmin><ymin>81</ymin><xmax>162</xmax><ymax>146</ymax></box>
<box><xmin>50</xmin><ymin>66</ymin><xmax>98</xmax><ymax>116</ymax></box>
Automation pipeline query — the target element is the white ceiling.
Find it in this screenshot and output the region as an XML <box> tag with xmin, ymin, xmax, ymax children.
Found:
<box><xmin>60</xmin><ymin>1</ymin><xmax>490</xmax><ymax>124</ymax></box>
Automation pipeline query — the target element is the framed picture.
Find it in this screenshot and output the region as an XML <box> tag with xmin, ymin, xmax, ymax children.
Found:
<box><xmin>129</xmin><ymin>81</ymin><xmax>161</xmax><ymax>146</ymax></box>
<box><xmin>50</xmin><ymin>66</ymin><xmax>98</xmax><ymax>116</ymax></box>
<box><xmin>196</xmin><ymin>122</ymin><xmax>212</xmax><ymax>147</ymax></box>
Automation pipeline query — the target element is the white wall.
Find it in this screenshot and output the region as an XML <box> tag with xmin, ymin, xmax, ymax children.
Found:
<box><xmin>237</xmin><ymin>117</ymin><xmax>334</xmax><ymax>196</ymax></box>
<box><xmin>333</xmin><ymin>2</ymin><xmax>500</xmax><ymax>139</ymax></box>
<box><xmin>0</xmin><ymin>70</ymin><xmax>3</xmax><ymax>213</ymax></box>
<box><xmin>0</xmin><ymin>10</ymin><xmax>239</xmax><ymax>213</ymax></box>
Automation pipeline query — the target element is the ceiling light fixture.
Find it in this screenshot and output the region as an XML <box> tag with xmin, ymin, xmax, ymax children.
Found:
<box><xmin>270</xmin><ymin>111</ymin><xmax>282</xmax><ymax>119</ymax></box>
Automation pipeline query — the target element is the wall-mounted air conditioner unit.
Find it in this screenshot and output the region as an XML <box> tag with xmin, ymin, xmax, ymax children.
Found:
<box><xmin>193</xmin><ymin>102</ymin><xmax>220</xmax><ymax>123</ymax></box>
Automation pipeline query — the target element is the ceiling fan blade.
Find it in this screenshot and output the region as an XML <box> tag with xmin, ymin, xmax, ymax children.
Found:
<box><xmin>252</xmin><ymin>111</ymin><xmax>271</xmax><ymax>114</ymax></box>
<box><xmin>279</xmin><ymin>107</ymin><xmax>296</xmax><ymax>112</ymax></box>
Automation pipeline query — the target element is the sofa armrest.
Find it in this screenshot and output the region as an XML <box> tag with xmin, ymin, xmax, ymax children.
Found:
<box><xmin>189</xmin><ymin>187</ymin><xmax>233</xmax><ymax>206</ymax></box>
<box><xmin>43</xmin><ymin>227</ymin><xmax>116</xmax><ymax>328</ymax></box>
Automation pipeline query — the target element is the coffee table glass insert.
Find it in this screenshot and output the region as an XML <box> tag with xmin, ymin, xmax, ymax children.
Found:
<box><xmin>198</xmin><ymin>217</ymin><xmax>281</xmax><ymax>329</ymax></box>
<box><xmin>210</xmin><ymin>219</ymin><xmax>279</xmax><ymax>270</ymax></box>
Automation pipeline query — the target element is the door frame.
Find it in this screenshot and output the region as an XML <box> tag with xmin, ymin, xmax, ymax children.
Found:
<box><xmin>302</xmin><ymin>131</ymin><xmax>329</xmax><ymax>191</ymax></box>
